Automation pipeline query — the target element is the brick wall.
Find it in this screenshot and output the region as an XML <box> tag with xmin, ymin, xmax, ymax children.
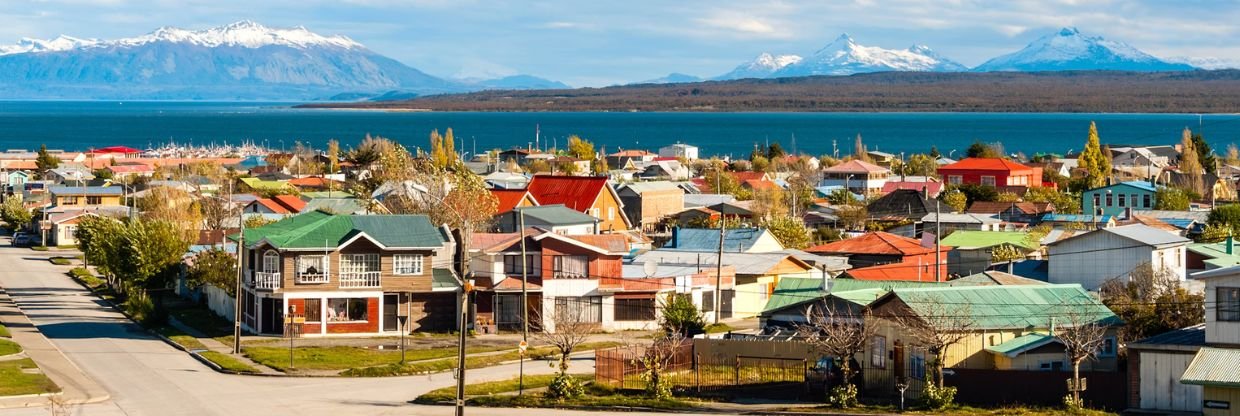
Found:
<box><xmin>326</xmin><ymin>298</ymin><xmax>379</xmax><ymax>334</ymax></box>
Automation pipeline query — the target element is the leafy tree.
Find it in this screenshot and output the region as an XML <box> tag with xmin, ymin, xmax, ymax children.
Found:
<box><xmin>1180</xmin><ymin>128</ymin><xmax>1205</xmax><ymax>196</ymax></box>
<box><xmin>325</xmin><ymin>139</ymin><xmax>341</xmax><ymax>175</ymax></box>
<box><xmin>566</xmin><ymin>135</ymin><xmax>594</xmax><ymax>160</ymax></box>
<box><xmin>244</xmin><ymin>215</ymin><xmax>276</xmax><ymax>229</ymax></box>
<box><xmin>1208</xmin><ymin>204</ymin><xmax>1240</xmax><ymax>236</ymax></box>
<box><xmin>966</xmin><ymin>140</ymin><xmax>1002</xmax><ymax>158</ymax></box>
<box><xmin>1154</xmin><ymin>186</ymin><xmax>1192</xmax><ymax>210</ymax></box>
<box><xmin>1100</xmin><ymin>262</ymin><xmax>1204</xmax><ymax>343</ymax></box>
<box><xmin>954</xmin><ymin>183</ymin><xmax>998</xmax><ymax>204</ymax></box>
<box><xmin>766</xmin><ymin>142</ymin><xmax>786</xmax><ymax>160</ymax></box>
<box><xmin>659</xmin><ymin>293</ymin><xmax>705</xmax><ymax>336</ymax></box>
<box><xmin>750</xmin><ymin>155</ymin><xmax>770</xmax><ymax>172</ymax></box>
<box><xmin>1025</xmin><ymin>187</ymin><xmax>1080</xmax><ymax>214</ymax></box>
<box><xmin>1191</xmin><ymin>133</ymin><xmax>1216</xmax><ymax>175</ymax></box>
<box><xmin>941</xmin><ymin>190</ymin><xmax>967</xmax><ymax>213</ymax></box>
<box><xmin>929</xmin><ymin>146</ymin><xmax>940</xmax><ymax>158</ymax></box>
<box><xmin>827</xmin><ymin>188</ymin><xmax>856</xmax><ymax>206</ymax></box>
<box><xmin>118</xmin><ymin>219</ymin><xmax>191</xmax><ymax>291</ymax></box>
<box><xmin>186</xmin><ymin>248</ymin><xmax>238</xmax><ymax>296</ymax></box>
<box><xmin>1078</xmin><ymin>122</ymin><xmax>1110</xmax><ymax>189</ymax></box>
<box><xmin>1</xmin><ymin>196</ymin><xmax>32</xmax><ymax>230</ymax></box>
<box><xmin>93</xmin><ymin>168</ymin><xmax>114</xmax><ymax>181</ymax></box>
<box><xmin>1198</xmin><ymin>223</ymin><xmax>1232</xmax><ymax>243</ymax></box>
<box><xmin>346</xmin><ymin>134</ymin><xmax>386</xmax><ymax>167</ymax></box>
<box><xmin>902</xmin><ymin>153</ymin><xmax>939</xmax><ymax>177</ymax></box>
<box><xmin>764</xmin><ymin>216</ymin><xmax>811</xmax><ymax>249</ymax></box>
<box><xmin>557</xmin><ymin>160</ymin><xmax>581</xmax><ymax>175</ymax></box>
<box><xmin>1227</xmin><ymin>143</ymin><xmax>1240</xmax><ymax>167</ymax></box>
<box><xmin>137</xmin><ymin>186</ymin><xmax>202</xmax><ymax>242</ymax></box>
<box><xmin>525</xmin><ymin>158</ymin><xmax>551</xmax><ymax>174</ymax></box>
<box><xmin>35</xmin><ymin>144</ymin><xmax>60</xmax><ymax>176</ymax></box>
<box><xmin>428</xmin><ymin>129</ymin><xmax>459</xmax><ymax>169</ymax></box>
<box><xmin>995</xmin><ymin>192</ymin><xmax>1021</xmax><ymax>202</ymax></box>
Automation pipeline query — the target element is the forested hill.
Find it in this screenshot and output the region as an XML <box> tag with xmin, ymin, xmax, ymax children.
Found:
<box><xmin>302</xmin><ymin>70</ymin><xmax>1240</xmax><ymax>113</ymax></box>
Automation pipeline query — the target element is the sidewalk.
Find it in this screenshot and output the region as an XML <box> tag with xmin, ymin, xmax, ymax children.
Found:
<box><xmin>0</xmin><ymin>287</ymin><xmax>110</xmax><ymax>408</ymax></box>
<box><xmin>165</xmin><ymin>316</ymin><xmax>284</xmax><ymax>376</ymax></box>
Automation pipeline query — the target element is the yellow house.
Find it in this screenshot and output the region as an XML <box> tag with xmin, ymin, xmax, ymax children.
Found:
<box><xmin>864</xmin><ymin>284</ymin><xmax>1122</xmax><ymax>398</ymax></box>
<box><xmin>49</xmin><ymin>186</ymin><xmax>124</xmax><ymax>208</ymax></box>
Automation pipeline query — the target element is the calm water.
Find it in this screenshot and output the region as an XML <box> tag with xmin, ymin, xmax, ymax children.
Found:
<box><xmin>2</xmin><ymin>101</ymin><xmax>1240</xmax><ymax>157</ymax></box>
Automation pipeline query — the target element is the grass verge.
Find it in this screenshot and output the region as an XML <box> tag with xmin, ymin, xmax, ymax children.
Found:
<box><xmin>796</xmin><ymin>404</ymin><xmax>1118</xmax><ymax>415</ymax></box>
<box><xmin>199</xmin><ymin>351</ymin><xmax>259</xmax><ymax>374</ymax></box>
<box><xmin>30</xmin><ymin>246</ymin><xmax>48</xmax><ymax>252</ymax></box>
<box><xmin>0</xmin><ymin>338</ymin><xmax>22</xmax><ymax>356</ymax></box>
<box><xmin>341</xmin><ymin>341</ymin><xmax>621</xmax><ymax>377</ymax></box>
<box><xmin>49</xmin><ymin>257</ymin><xmax>73</xmax><ymax>266</ymax></box>
<box><xmin>152</xmin><ymin>326</ymin><xmax>207</xmax><ymax>350</ymax></box>
<box><xmin>703</xmin><ymin>323</ymin><xmax>733</xmax><ymax>334</ymax></box>
<box><xmin>414</xmin><ymin>373</ymin><xmax>591</xmax><ymax>403</ymax></box>
<box><xmin>0</xmin><ymin>358</ymin><xmax>60</xmax><ymax>397</ymax></box>
<box><xmin>0</xmin><ymin>323</ymin><xmax>9</xmax><ymax>338</ymax></box>
<box><xmin>245</xmin><ymin>344</ymin><xmax>514</xmax><ymax>372</ymax></box>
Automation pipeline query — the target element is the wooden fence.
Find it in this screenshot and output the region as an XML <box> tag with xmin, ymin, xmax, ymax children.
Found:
<box><xmin>595</xmin><ymin>343</ymin><xmax>811</xmax><ymax>396</ymax></box>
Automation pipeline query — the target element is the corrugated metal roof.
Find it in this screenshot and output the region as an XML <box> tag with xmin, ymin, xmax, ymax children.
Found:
<box><xmin>620</xmin><ymin>181</ymin><xmax>681</xmax><ymax>194</ymax></box>
<box><xmin>240</xmin><ymin>210</ymin><xmax>444</xmax><ymax>249</ymax></box>
<box><xmin>761</xmin><ymin>277</ymin><xmax>960</xmax><ymax>314</ymax></box>
<box><xmin>1099</xmin><ymin>224</ymin><xmax>1190</xmax><ymax>247</ymax></box>
<box><xmin>939</xmin><ymin>158</ymin><xmax>1036</xmax><ymax>172</ymax></box>
<box><xmin>889</xmin><ymin>284</ymin><xmax>1120</xmax><ymax>330</ymax></box>
<box><xmin>951</xmin><ymin>271</ymin><xmax>1048</xmax><ymax>286</ymax></box>
<box><xmin>922</xmin><ymin>213</ymin><xmax>1002</xmax><ymax>225</ymax></box>
<box><xmin>1180</xmin><ymin>347</ymin><xmax>1240</xmax><ymax>387</ymax></box>
<box><xmin>526</xmin><ymin>175</ymin><xmax>609</xmax><ymax>212</ymax></box>
<box><xmin>668</xmin><ymin>228</ymin><xmax>778</xmax><ymax>252</ymax></box>
<box><xmin>1131</xmin><ymin>324</ymin><xmax>1206</xmax><ymax>348</ymax></box>
<box><xmin>807</xmin><ymin>231</ymin><xmax>936</xmax><ymax>256</ymax></box>
<box><xmin>512</xmin><ymin>204</ymin><xmax>598</xmax><ymax>225</ymax></box>
<box><xmin>49</xmin><ymin>186</ymin><xmax>123</xmax><ymax>196</ymax></box>
<box><xmin>634</xmin><ymin>250</ymin><xmax>809</xmax><ymax>276</ymax></box>
<box><xmin>985</xmin><ymin>333</ymin><xmax>1058</xmax><ymax>358</ymax></box>
<box><xmin>431</xmin><ymin>268</ymin><xmax>460</xmax><ymax>290</ymax></box>
<box><xmin>940</xmin><ymin>231</ymin><xmax>1038</xmax><ymax>250</ymax></box>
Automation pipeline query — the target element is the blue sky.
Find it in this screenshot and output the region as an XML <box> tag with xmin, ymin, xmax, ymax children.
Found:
<box><xmin>3</xmin><ymin>0</ymin><xmax>1240</xmax><ymax>87</ymax></box>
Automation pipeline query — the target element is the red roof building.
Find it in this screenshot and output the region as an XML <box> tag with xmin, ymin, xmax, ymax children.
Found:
<box><xmin>490</xmin><ymin>189</ymin><xmax>538</xmax><ymax>214</ymax></box>
<box><xmin>807</xmin><ymin>231</ymin><xmax>950</xmax><ymax>281</ymax></box>
<box><xmin>88</xmin><ymin>146</ymin><xmax>143</xmax><ymax>155</ymax></box>
<box><xmin>525</xmin><ymin>175</ymin><xmax>631</xmax><ymax>231</ymax></box>
<box><xmin>937</xmin><ymin>158</ymin><xmax>1043</xmax><ymax>189</ymax></box>
<box><xmin>245</xmin><ymin>195</ymin><xmax>307</xmax><ymax>214</ymax></box>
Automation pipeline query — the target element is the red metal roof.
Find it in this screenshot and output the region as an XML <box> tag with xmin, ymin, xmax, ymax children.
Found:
<box><xmin>939</xmin><ymin>158</ymin><xmax>1035</xmax><ymax>172</ymax></box>
<box><xmin>88</xmin><ymin>146</ymin><xmax>142</xmax><ymax>154</ymax></box>
<box><xmin>731</xmin><ymin>171</ymin><xmax>768</xmax><ymax>183</ymax></box>
<box><xmin>288</xmin><ymin>177</ymin><xmax>338</xmax><ymax>187</ymax></box>
<box><xmin>806</xmin><ymin>231</ymin><xmax>936</xmax><ymax>256</ymax></box>
<box><xmin>743</xmin><ymin>179</ymin><xmax>778</xmax><ymax>191</ymax></box>
<box><xmin>525</xmin><ymin>175</ymin><xmax>609</xmax><ymax>212</ymax></box>
<box><xmin>845</xmin><ymin>258</ymin><xmax>948</xmax><ymax>282</ymax></box>
<box><xmin>825</xmin><ymin>160</ymin><xmax>890</xmax><ymax>174</ymax></box>
<box><xmin>491</xmin><ymin>189</ymin><xmax>534</xmax><ymax>214</ymax></box>
<box><xmin>253</xmin><ymin>195</ymin><xmax>306</xmax><ymax>214</ymax></box>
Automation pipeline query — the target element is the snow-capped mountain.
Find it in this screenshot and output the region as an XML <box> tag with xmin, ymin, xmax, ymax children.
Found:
<box><xmin>1167</xmin><ymin>56</ymin><xmax>1240</xmax><ymax>70</ymax></box>
<box><xmin>634</xmin><ymin>73</ymin><xmax>704</xmax><ymax>85</ymax></box>
<box><xmin>773</xmin><ymin>34</ymin><xmax>966</xmax><ymax>77</ymax></box>
<box><xmin>0</xmin><ymin>20</ymin><xmax>461</xmax><ymax>100</ymax></box>
<box><xmin>973</xmin><ymin>27</ymin><xmax>1194</xmax><ymax>72</ymax></box>
<box><xmin>714</xmin><ymin>53</ymin><xmax>802</xmax><ymax>80</ymax></box>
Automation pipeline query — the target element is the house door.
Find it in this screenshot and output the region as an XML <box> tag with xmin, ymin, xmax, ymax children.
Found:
<box><xmin>260</xmin><ymin>298</ymin><xmax>284</xmax><ymax>334</ymax></box>
<box><xmin>892</xmin><ymin>340</ymin><xmax>905</xmax><ymax>386</ymax></box>
<box><xmin>383</xmin><ymin>293</ymin><xmax>399</xmax><ymax>332</ymax></box>
<box><xmin>719</xmin><ymin>290</ymin><xmax>735</xmax><ymax>319</ymax></box>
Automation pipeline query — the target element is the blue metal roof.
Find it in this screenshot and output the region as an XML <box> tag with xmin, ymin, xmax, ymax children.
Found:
<box><xmin>668</xmin><ymin>228</ymin><xmax>776</xmax><ymax>252</ymax></box>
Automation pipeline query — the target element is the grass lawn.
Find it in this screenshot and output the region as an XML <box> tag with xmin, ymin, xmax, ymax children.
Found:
<box><xmin>199</xmin><ymin>351</ymin><xmax>259</xmax><ymax>374</ymax></box>
<box><xmin>0</xmin><ymin>338</ymin><xmax>22</xmax><ymax>356</ymax></box>
<box><xmin>152</xmin><ymin>326</ymin><xmax>207</xmax><ymax>350</ymax></box>
<box><xmin>797</xmin><ymin>404</ymin><xmax>1118</xmax><ymax>415</ymax></box>
<box><xmin>0</xmin><ymin>358</ymin><xmax>60</xmax><ymax>397</ymax></box>
<box><xmin>341</xmin><ymin>341</ymin><xmax>622</xmax><ymax>377</ymax></box>
<box><xmin>165</xmin><ymin>303</ymin><xmax>237</xmax><ymax>346</ymax></box>
<box><xmin>0</xmin><ymin>323</ymin><xmax>9</xmax><ymax>338</ymax></box>
<box><xmin>414</xmin><ymin>373</ymin><xmax>592</xmax><ymax>403</ymax></box>
<box><xmin>48</xmin><ymin>257</ymin><xmax>72</xmax><ymax>266</ymax></box>
<box><xmin>438</xmin><ymin>378</ymin><xmax>699</xmax><ymax>410</ymax></box>
<box><xmin>69</xmin><ymin>268</ymin><xmax>105</xmax><ymax>289</ymax></box>
<box><xmin>703</xmin><ymin>323</ymin><xmax>733</xmax><ymax>334</ymax></box>
<box><xmin>245</xmin><ymin>344</ymin><xmax>513</xmax><ymax>372</ymax></box>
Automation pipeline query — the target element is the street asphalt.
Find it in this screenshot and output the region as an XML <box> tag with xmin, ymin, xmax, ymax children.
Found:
<box><xmin>0</xmin><ymin>243</ymin><xmax>696</xmax><ymax>416</ymax></box>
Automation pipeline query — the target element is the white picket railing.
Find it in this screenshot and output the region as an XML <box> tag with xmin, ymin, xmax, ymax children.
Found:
<box><xmin>252</xmin><ymin>271</ymin><xmax>281</xmax><ymax>290</ymax></box>
<box><xmin>339</xmin><ymin>271</ymin><xmax>381</xmax><ymax>288</ymax></box>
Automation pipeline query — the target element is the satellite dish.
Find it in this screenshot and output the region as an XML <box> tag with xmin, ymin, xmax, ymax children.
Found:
<box><xmin>643</xmin><ymin>260</ymin><xmax>657</xmax><ymax>277</ymax></box>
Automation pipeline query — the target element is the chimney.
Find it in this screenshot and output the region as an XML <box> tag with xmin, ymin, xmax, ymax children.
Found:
<box><xmin>1227</xmin><ymin>236</ymin><xmax>1234</xmax><ymax>255</ymax></box>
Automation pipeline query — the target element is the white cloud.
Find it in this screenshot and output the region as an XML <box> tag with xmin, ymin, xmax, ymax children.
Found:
<box><xmin>694</xmin><ymin>11</ymin><xmax>790</xmax><ymax>39</ymax></box>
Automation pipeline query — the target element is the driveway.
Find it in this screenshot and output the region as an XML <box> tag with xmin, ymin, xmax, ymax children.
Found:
<box><xmin>0</xmin><ymin>244</ymin><xmax>687</xmax><ymax>416</ymax></box>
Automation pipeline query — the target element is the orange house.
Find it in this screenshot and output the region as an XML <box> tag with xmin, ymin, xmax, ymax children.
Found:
<box><xmin>524</xmin><ymin>175</ymin><xmax>632</xmax><ymax>231</ymax></box>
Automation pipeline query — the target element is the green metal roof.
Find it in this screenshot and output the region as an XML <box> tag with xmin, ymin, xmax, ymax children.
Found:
<box><xmin>889</xmin><ymin>284</ymin><xmax>1121</xmax><ymax>330</ymax></box>
<box><xmin>240</xmin><ymin>177</ymin><xmax>291</xmax><ymax>191</ymax></box>
<box><xmin>940</xmin><ymin>231</ymin><xmax>1039</xmax><ymax>250</ymax></box>
<box><xmin>985</xmin><ymin>333</ymin><xmax>1058</xmax><ymax>358</ymax></box>
<box><xmin>1181</xmin><ymin>347</ymin><xmax>1240</xmax><ymax>387</ymax></box>
<box><xmin>1188</xmin><ymin>242</ymin><xmax>1240</xmax><ymax>269</ymax></box>
<box><xmin>511</xmin><ymin>204</ymin><xmax>598</xmax><ymax>225</ymax></box>
<box><xmin>240</xmin><ymin>210</ymin><xmax>444</xmax><ymax>249</ymax></box>
<box><xmin>761</xmin><ymin>277</ymin><xmax>957</xmax><ymax>314</ymax></box>
<box><xmin>432</xmin><ymin>268</ymin><xmax>461</xmax><ymax>290</ymax></box>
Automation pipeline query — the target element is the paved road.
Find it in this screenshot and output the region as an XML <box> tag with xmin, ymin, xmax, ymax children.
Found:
<box><xmin>0</xmin><ymin>245</ymin><xmax>690</xmax><ymax>416</ymax></box>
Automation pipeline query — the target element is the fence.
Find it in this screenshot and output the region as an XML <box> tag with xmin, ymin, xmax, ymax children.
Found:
<box><xmin>947</xmin><ymin>368</ymin><xmax>1128</xmax><ymax>410</ymax></box>
<box><xmin>595</xmin><ymin>343</ymin><xmax>811</xmax><ymax>397</ymax></box>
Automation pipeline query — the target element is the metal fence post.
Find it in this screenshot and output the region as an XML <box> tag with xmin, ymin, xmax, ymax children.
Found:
<box><xmin>695</xmin><ymin>353</ymin><xmax>701</xmax><ymax>393</ymax></box>
<box><xmin>734</xmin><ymin>355</ymin><xmax>740</xmax><ymax>387</ymax></box>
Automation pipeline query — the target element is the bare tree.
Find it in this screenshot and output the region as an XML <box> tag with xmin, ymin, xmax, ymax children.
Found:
<box><xmin>1055</xmin><ymin>306</ymin><xmax>1110</xmax><ymax>407</ymax></box>
<box><xmin>795</xmin><ymin>303</ymin><xmax>876</xmax><ymax>405</ymax></box>
<box><xmin>639</xmin><ymin>324</ymin><xmax>690</xmax><ymax>399</ymax></box>
<box><xmin>882</xmin><ymin>296</ymin><xmax>974</xmax><ymax>389</ymax></box>
<box><xmin>532</xmin><ymin>303</ymin><xmax>594</xmax><ymax>375</ymax></box>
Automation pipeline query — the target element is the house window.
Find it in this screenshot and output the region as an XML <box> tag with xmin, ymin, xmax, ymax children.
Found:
<box><xmin>1099</xmin><ymin>336</ymin><xmax>1117</xmax><ymax>357</ymax></box>
<box><xmin>552</xmin><ymin>255</ymin><xmax>588</xmax><ymax>278</ymax></box>
<box><xmin>1038</xmin><ymin>360</ymin><xmax>1066</xmax><ymax>371</ymax></box>
<box><xmin>1131</xmin><ymin>194</ymin><xmax>1139</xmax><ymax>209</ymax></box>
<box><xmin>1105</xmin><ymin>193</ymin><xmax>1113</xmax><ymax>207</ymax></box>
<box><xmin>981</xmin><ymin>176</ymin><xmax>996</xmax><ymax>187</ymax></box>
<box><xmin>304</xmin><ymin>299</ymin><xmax>322</xmax><ymax>322</ymax></box>
<box><xmin>1143</xmin><ymin>194</ymin><xmax>1151</xmax><ymax>208</ymax></box>
<box><xmin>340</xmin><ymin>253</ymin><xmax>380</xmax><ymax>274</ymax></box>
<box><xmin>393</xmin><ymin>254</ymin><xmax>423</xmax><ymax>275</ymax></box>
<box><xmin>948</xmin><ymin>175</ymin><xmax>962</xmax><ymax>185</ymax></box>
<box><xmin>86</xmin><ymin>196</ymin><xmax>102</xmax><ymax>205</ymax></box>
<box><xmin>326</xmin><ymin>298</ymin><xmax>369</xmax><ymax>322</ymax></box>
<box><xmin>554</xmin><ymin>296</ymin><xmax>602</xmax><ymax>322</ymax></box>
<box><xmin>701</xmin><ymin>290</ymin><xmax>715</xmax><ymax>312</ymax></box>
<box><xmin>608</xmin><ymin>207</ymin><xmax>615</xmax><ymax>221</ymax></box>
<box><xmin>1117</xmin><ymin>194</ymin><xmax>1126</xmax><ymax>207</ymax></box>
<box><xmin>63</xmin><ymin>196</ymin><xmax>79</xmax><ymax>205</ymax></box>
<box><xmin>503</xmin><ymin>254</ymin><xmax>539</xmax><ymax>276</ymax></box>
<box><xmin>295</xmin><ymin>255</ymin><xmax>329</xmax><ymax>281</ymax></box>
<box><xmin>262</xmin><ymin>250</ymin><xmax>280</xmax><ymax>273</ymax></box>
<box><xmin>910</xmin><ymin>351</ymin><xmax>926</xmax><ymax>380</ymax></box>
<box><xmin>614</xmin><ymin>298</ymin><xmax>656</xmax><ymax>321</ymax></box>
<box><xmin>1092</xmin><ymin>194</ymin><xmax>1101</xmax><ymax>209</ymax></box>
<box><xmin>871</xmin><ymin>336</ymin><xmax>886</xmax><ymax>369</ymax></box>
<box><xmin>1218</xmin><ymin>287</ymin><xmax>1240</xmax><ymax>322</ymax></box>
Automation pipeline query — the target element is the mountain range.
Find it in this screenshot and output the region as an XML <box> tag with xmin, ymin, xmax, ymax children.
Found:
<box><xmin>0</xmin><ymin>22</ymin><xmax>1231</xmax><ymax>100</ymax></box>
<box><xmin>0</xmin><ymin>20</ymin><xmax>565</xmax><ymax>100</ymax></box>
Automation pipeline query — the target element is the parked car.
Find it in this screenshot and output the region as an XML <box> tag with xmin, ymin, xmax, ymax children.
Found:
<box><xmin>11</xmin><ymin>233</ymin><xmax>31</xmax><ymax>247</ymax></box>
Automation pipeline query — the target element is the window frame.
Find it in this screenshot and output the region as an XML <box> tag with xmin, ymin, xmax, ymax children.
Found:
<box><xmin>295</xmin><ymin>255</ymin><xmax>329</xmax><ymax>282</ymax></box>
<box><xmin>1098</xmin><ymin>336</ymin><xmax>1118</xmax><ymax>358</ymax></box>
<box><xmin>947</xmin><ymin>175</ymin><xmax>962</xmax><ymax>185</ymax></box>
<box><xmin>552</xmin><ymin>255</ymin><xmax>589</xmax><ymax>279</ymax></box>
<box><xmin>554</xmin><ymin>296</ymin><xmax>602</xmax><ymax>323</ymax></box>
<box><xmin>340</xmin><ymin>253</ymin><xmax>380</xmax><ymax>274</ymax></box>
<box><xmin>871</xmin><ymin>335</ymin><xmax>886</xmax><ymax>369</ymax></box>
<box><xmin>614</xmin><ymin>297</ymin><xmax>656</xmax><ymax>321</ymax></box>
<box><xmin>326</xmin><ymin>298</ymin><xmax>370</xmax><ymax>323</ymax></box>
<box><xmin>980</xmin><ymin>175</ymin><xmax>996</xmax><ymax>187</ymax></box>
<box><xmin>85</xmin><ymin>196</ymin><xmax>102</xmax><ymax>205</ymax></box>
<box><xmin>262</xmin><ymin>250</ymin><xmax>280</xmax><ymax>273</ymax></box>
<box><xmin>393</xmin><ymin>254</ymin><xmax>424</xmax><ymax>275</ymax></box>
<box><xmin>503</xmin><ymin>254</ymin><xmax>539</xmax><ymax>276</ymax></box>
<box><xmin>1219</xmin><ymin>287</ymin><xmax>1240</xmax><ymax>322</ymax></box>
<box><xmin>304</xmin><ymin>298</ymin><xmax>322</xmax><ymax>323</ymax></box>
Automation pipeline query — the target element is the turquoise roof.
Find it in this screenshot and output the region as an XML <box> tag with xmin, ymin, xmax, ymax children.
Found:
<box><xmin>762</xmin><ymin>277</ymin><xmax>958</xmax><ymax>314</ymax></box>
<box><xmin>1085</xmin><ymin>181</ymin><xmax>1157</xmax><ymax>193</ymax></box>
<box><xmin>1188</xmin><ymin>241</ymin><xmax>1240</xmax><ymax>269</ymax></box>
<box><xmin>669</xmin><ymin>228</ymin><xmax>777</xmax><ymax>252</ymax></box>
<box><xmin>985</xmin><ymin>333</ymin><xmax>1058</xmax><ymax>357</ymax></box>
<box><xmin>239</xmin><ymin>210</ymin><xmax>443</xmax><ymax>249</ymax></box>
<box><xmin>888</xmin><ymin>284</ymin><xmax>1121</xmax><ymax>330</ymax></box>
<box><xmin>432</xmin><ymin>268</ymin><xmax>461</xmax><ymax>290</ymax></box>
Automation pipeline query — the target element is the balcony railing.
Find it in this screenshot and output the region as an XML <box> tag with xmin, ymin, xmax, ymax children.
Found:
<box><xmin>252</xmin><ymin>271</ymin><xmax>281</xmax><ymax>290</ymax></box>
<box><xmin>295</xmin><ymin>273</ymin><xmax>329</xmax><ymax>284</ymax></box>
<box><xmin>339</xmin><ymin>271</ymin><xmax>381</xmax><ymax>288</ymax></box>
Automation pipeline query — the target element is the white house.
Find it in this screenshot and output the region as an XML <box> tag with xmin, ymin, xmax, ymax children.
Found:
<box><xmin>658</xmin><ymin>143</ymin><xmax>699</xmax><ymax>161</ymax></box>
<box><xmin>1175</xmin><ymin>266</ymin><xmax>1240</xmax><ymax>415</ymax></box>
<box><xmin>819</xmin><ymin>160</ymin><xmax>891</xmax><ymax>196</ymax></box>
<box><xmin>1046</xmin><ymin>224</ymin><xmax>1189</xmax><ymax>291</ymax></box>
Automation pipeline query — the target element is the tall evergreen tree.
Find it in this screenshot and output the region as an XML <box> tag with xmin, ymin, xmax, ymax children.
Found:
<box><xmin>1078</xmin><ymin>122</ymin><xmax>1110</xmax><ymax>189</ymax></box>
<box><xmin>1180</xmin><ymin>127</ymin><xmax>1205</xmax><ymax>196</ymax></box>
<box><xmin>35</xmin><ymin>144</ymin><xmax>59</xmax><ymax>176</ymax></box>
<box><xmin>1191</xmin><ymin>133</ymin><xmax>1216</xmax><ymax>174</ymax></box>
<box><xmin>766</xmin><ymin>142</ymin><xmax>786</xmax><ymax>160</ymax></box>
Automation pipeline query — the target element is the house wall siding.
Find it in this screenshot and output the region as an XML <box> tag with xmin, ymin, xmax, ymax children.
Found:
<box><xmin>1205</xmin><ymin>273</ymin><xmax>1240</xmax><ymax>345</ymax></box>
<box><xmin>1048</xmin><ymin>231</ymin><xmax>1185</xmax><ymax>290</ymax></box>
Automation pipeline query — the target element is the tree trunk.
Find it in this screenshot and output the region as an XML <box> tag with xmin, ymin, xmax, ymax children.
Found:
<box><xmin>1072</xmin><ymin>358</ymin><xmax>1082</xmax><ymax>403</ymax></box>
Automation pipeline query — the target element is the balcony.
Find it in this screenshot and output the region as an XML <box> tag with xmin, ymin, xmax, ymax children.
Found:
<box><xmin>251</xmin><ymin>271</ymin><xmax>281</xmax><ymax>290</ymax></box>
<box><xmin>339</xmin><ymin>271</ymin><xmax>381</xmax><ymax>288</ymax></box>
<box><xmin>295</xmin><ymin>273</ymin><xmax>329</xmax><ymax>284</ymax></box>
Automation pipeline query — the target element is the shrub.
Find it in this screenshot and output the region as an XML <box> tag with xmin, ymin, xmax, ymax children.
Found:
<box><xmin>828</xmin><ymin>383</ymin><xmax>858</xmax><ymax>408</ymax></box>
<box><xmin>921</xmin><ymin>374</ymin><xmax>957</xmax><ymax>410</ymax></box>
<box><xmin>545</xmin><ymin>373</ymin><xmax>585</xmax><ymax>400</ymax></box>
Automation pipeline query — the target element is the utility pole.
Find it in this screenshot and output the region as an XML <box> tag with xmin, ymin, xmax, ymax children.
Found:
<box><xmin>934</xmin><ymin>200</ymin><xmax>942</xmax><ymax>283</ymax></box>
<box><xmin>455</xmin><ymin>220</ymin><xmax>472</xmax><ymax>416</ymax></box>
<box><xmin>233</xmin><ymin>208</ymin><xmax>245</xmax><ymax>354</ymax></box>
<box><xmin>518</xmin><ymin>210</ymin><xmax>529</xmax><ymax>395</ymax></box>
<box><xmin>714</xmin><ymin>168</ymin><xmax>724</xmax><ymax>324</ymax></box>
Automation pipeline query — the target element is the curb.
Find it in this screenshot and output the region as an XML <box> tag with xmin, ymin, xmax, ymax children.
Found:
<box><xmin>0</xmin><ymin>285</ymin><xmax>112</xmax><ymax>408</ymax></box>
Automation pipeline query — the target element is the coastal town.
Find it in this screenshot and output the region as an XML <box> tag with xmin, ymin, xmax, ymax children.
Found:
<box><xmin>0</xmin><ymin>124</ymin><xmax>1235</xmax><ymax>416</ymax></box>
